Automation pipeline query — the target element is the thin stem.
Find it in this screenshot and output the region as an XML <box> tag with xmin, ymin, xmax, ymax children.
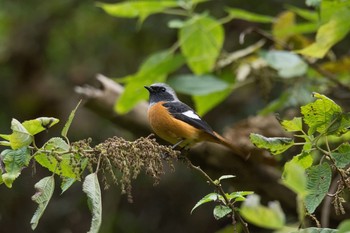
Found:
<box><xmin>184</xmin><ymin>157</ymin><xmax>250</xmax><ymax>233</ymax></box>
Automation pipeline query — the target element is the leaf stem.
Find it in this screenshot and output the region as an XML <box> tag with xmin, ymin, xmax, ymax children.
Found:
<box><xmin>184</xmin><ymin>157</ymin><xmax>250</xmax><ymax>233</ymax></box>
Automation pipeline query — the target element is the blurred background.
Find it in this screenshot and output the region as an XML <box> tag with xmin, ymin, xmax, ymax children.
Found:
<box><xmin>0</xmin><ymin>0</ymin><xmax>349</xmax><ymax>233</ymax></box>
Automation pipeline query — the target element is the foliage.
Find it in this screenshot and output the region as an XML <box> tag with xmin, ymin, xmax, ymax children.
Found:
<box><xmin>0</xmin><ymin>103</ymin><xmax>179</xmax><ymax>232</ymax></box>
<box><xmin>251</xmin><ymin>93</ymin><xmax>350</xmax><ymax>229</ymax></box>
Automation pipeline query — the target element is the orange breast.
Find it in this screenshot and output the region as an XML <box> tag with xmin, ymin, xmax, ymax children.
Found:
<box><xmin>147</xmin><ymin>102</ymin><xmax>201</xmax><ymax>146</ymax></box>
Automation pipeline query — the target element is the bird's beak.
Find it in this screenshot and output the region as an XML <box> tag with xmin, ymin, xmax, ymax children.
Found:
<box><xmin>144</xmin><ymin>86</ymin><xmax>152</xmax><ymax>92</ymax></box>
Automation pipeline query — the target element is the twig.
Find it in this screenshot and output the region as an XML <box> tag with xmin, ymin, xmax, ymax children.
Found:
<box><xmin>184</xmin><ymin>157</ymin><xmax>250</xmax><ymax>233</ymax></box>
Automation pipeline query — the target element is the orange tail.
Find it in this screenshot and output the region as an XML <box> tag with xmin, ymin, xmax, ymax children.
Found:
<box><xmin>212</xmin><ymin>132</ymin><xmax>249</xmax><ymax>160</ymax></box>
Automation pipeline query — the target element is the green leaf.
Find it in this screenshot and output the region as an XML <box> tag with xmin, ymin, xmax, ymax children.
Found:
<box><xmin>22</xmin><ymin>117</ymin><xmax>59</xmax><ymax>136</ymax></box>
<box><xmin>213</xmin><ymin>205</ymin><xmax>232</xmax><ymax>220</ymax></box>
<box><xmin>250</xmin><ymin>133</ymin><xmax>294</xmax><ymax>155</ymax></box>
<box><xmin>226</xmin><ymin>191</ymin><xmax>254</xmax><ymax>202</ymax></box>
<box><xmin>30</xmin><ymin>176</ymin><xmax>55</xmax><ymax>230</ymax></box>
<box><xmin>218</xmin><ymin>175</ymin><xmax>235</xmax><ymax>181</ymax></box>
<box><xmin>281</xmin><ymin>160</ymin><xmax>308</xmax><ymax>197</ymax></box>
<box><xmin>61</xmin><ymin>177</ymin><xmax>76</xmax><ymax>194</ymax></box>
<box><xmin>240</xmin><ymin>194</ymin><xmax>285</xmax><ymax>229</ymax></box>
<box><xmin>34</xmin><ymin>137</ymin><xmax>79</xmax><ymax>179</ymax></box>
<box><xmin>62</xmin><ymin>100</ymin><xmax>82</xmax><ymax>139</ymax></box>
<box><xmin>290</xmin><ymin>227</ymin><xmax>337</xmax><ymax>233</ymax></box>
<box><xmin>226</xmin><ymin>8</ymin><xmax>274</xmax><ymax>23</ymax></box>
<box><xmin>338</xmin><ymin>220</ymin><xmax>350</xmax><ymax>233</ymax></box>
<box><xmin>8</xmin><ymin>118</ymin><xmax>32</xmax><ymax>150</ymax></box>
<box><xmin>331</xmin><ymin>143</ymin><xmax>350</xmax><ymax>169</ymax></box>
<box><xmin>301</xmin><ymin>92</ymin><xmax>343</xmax><ymax>135</ymax></box>
<box><xmin>290</xmin><ymin>152</ymin><xmax>314</xmax><ymax>170</ymax></box>
<box><xmin>305</xmin><ymin>163</ymin><xmax>332</xmax><ymax>214</ymax></box>
<box><xmin>168</xmin><ymin>74</ymin><xmax>229</xmax><ymax>96</ymax></box>
<box><xmin>193</xmin><ymin>87</ymin><xmax>231</xmax><ymax>116</ymax></box>
<box><xmin>281</xmin><ymin>117</ymin><xmax>303</xmax><ymax>132</ymax></box>
<box><xmin>1</xmin><ymin>147</ymin><xmax>31</xmax><ymax>188</ymax></box>
<box><xmin>83</xmin><ymin>173</ymin><xmax>102</xmax><ymax>233</ymax></box>
<box><xmin>191</xmin><ymin>193</ymin><xmax>223</xmax><ymax>214</ymax></box>
<box><xmin>115</xmin><ymin>50</ymin><xmax>185</xmax><ymax>114</ymax></box>
<box><xmin>96</xmin><ymin>1</ymin><xmax>178</xmax><ymax>23</ymax></box>
<box><xmin>287</xmin><ymin>6</ymin><xmax>318</xmax><ymax>22</ymax></box>
<box><xmin>179</xmin><ymin>14</ymin><xmax>224</xmax><ymax>74</ymax></box>
<box><xmin>297</xmin><ymin>7</ymin><xmax>350</xmax><ymax>58</ymax></box>
<box><xmin>262</xmin><ymin>50</ymin><xmax>308</xmax><ymax>78</ymax></box>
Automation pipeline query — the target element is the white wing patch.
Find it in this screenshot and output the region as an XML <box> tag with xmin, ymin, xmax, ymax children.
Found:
<box><xmin>182</xmin><ymin>110</ymin><xmax>201</xmax><ymax>120</ymax></box>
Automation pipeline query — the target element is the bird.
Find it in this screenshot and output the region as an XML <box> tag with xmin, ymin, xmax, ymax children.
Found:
<box><xmin>144</xmin><ymin>83</ymin><xmax>245</xmax><ymax>158</ymax></box>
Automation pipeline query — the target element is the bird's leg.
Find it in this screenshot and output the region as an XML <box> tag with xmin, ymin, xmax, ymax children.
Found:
<box><xmin>160</xmin><ymin>139</ymin><xmax>185</xmax><ymax>159</ymax></box>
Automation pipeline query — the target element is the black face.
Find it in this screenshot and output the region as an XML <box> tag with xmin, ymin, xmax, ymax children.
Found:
<box><xmin>144</xmin><ymin>85</ymin><xmax>175</xmax><ymax>103</ymax></box>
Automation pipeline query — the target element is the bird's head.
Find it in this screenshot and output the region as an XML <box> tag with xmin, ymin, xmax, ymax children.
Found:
<box><xmin>144</xmin><ymin>83</ymin><xmax>179</xmax><ymax>105</ymax></box>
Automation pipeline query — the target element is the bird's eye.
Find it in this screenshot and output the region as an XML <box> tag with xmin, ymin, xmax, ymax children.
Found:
<box><xmin>161</xmin><ymin>87</ymin><xmax>166</xmax><ymax>92</ymax></box>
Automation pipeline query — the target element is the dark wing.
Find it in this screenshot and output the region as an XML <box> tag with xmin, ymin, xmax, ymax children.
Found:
<box><xmin>163</xmin><ymin>102</ymin><xmax>215</xmax><ymax>136</ymax></box>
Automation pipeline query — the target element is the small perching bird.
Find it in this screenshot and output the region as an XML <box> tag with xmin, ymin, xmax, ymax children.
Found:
<box><xmin>144</xmin><ymin>83</ymin><xmax>246</xmax><ymax>158</ymax></box>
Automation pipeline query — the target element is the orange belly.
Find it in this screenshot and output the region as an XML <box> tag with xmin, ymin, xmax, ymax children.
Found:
<box><xmin>147</xmin><ymin>102</ymin><xmax>201</xmax><ymax>147</ymax></box>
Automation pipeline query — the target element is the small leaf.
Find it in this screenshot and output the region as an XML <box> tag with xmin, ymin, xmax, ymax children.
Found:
<box><xmin>218</xmin><ymin>175</ymin><xmax>236</xmax><ymax>181</ymax></box>
<box><xmin>250</xmin><ymin>133</ymin><xmax>294</xmax><ymax>155</ymax></box>
<box><xmin>1</xmin><ymin>147</ymin><xmax>31</xmax><ymax>188</ymax></box>
<box><xmin>179</xmin><ymin>14</ymin><xmax>224</xmax><ymax>74</ymax></box>
<box><xmin>301</xmin><ymin>92</ymin><xmax>343</xmax><ymax>135</ymax></box>
<box><xmin>22</xmin><ymin>117</ymin><xmax>59</xmax><ymax>136</ymax></box>
<box><xmin>240</xmin><ymin>194</ymin><xmax>285</xmax><ymax>229</ymax></box>
<box><xmin>30</xmin><ymin>176</ymin><xmax>55</xmax><ymax>230</ymax></box>
<box><xmin>191</xmin><ymin>193</ymin><xmax>223</xmax><ymax>214</ymax></box>
<box><xmin>290</xmin><ymin>152</ymin><xmax>314</xmax><ymax>170</ymax></box>
<box><xmin>281</xmin><ymin>117</ymin><xmax>303</xmax><ymax>132</ymax></box>
<box><xmin>213</xmin><ymin>205</ymin><xmax>232</xmax><ymax>220</ymax></box>
<box><xmin>168</xmin><ymin>74</ymin><xmax>229</xmax><ymax>95</ymax></box>
<box><xmin>61</xmin><ymin>177</ymin><xmax>76</xmax><ymax>194</ymax></box>
<box><xmin>83</xmin><ymin>173</ymin><xmax>102</xmax><ymax>233</ymax></box>
<box><xmin>226</xmin><ymin>191</ymin><xmax>254</xmax><ymax>202</ymax></box>
<box><xmin>226</xmin><ymin>8</ymin><xmax>274</xmax><ymax>23</ymax></box>
<box><xmin>62</xmin><ymin>100</ymin><xmax>82</xmax><ymax>139</ymax></box>
<box><xmin>9</xmin><ymin>118</ymin><xmax>32</xmax><ymax>150</ymax></box>
<box><xmin>281</xmin><ymin>160</ymin><xmax>308</xmax><ymax>197</ymax></box>
<box><xmin>262</xmin><ymin>50</ymin><xmax>308</xmax><ymax>78</ymax></box>
<box><xmin>305</xmin><ymin>163</ymin><xmax>332</xmax><ymax>214</ymax></box>
<box><xmin>331</xmin><ymin>143</ymin><xmax>350</xmax><ymax>169</ymax></box>
<box><xmin>168</xmin><ymin>19</ymin><xmax>184</xmax><ymax>28</ymax></box>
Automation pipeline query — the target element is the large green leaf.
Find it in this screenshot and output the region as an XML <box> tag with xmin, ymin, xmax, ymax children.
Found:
<box><xmin>83</xmin><ymin>173</ymin><xmax>102</xmax><ymax>233</ymax></box>
<box><xmin>282</xmin><ymin>160</ymin><xmax>308</xmax><ymax>197</ymax></box>
<box><xmin>97</xmin><ymin>1</ymin><xmax>178</xmax><ymax>23</ymax></box>
<box><xmin>262</xmin><ymin>50</ymin><xmax>308</xmax><ymax>78</ymax></box>
<box><xmin>193</xmin><ymin>88</ymin><xmax>231</xmax><ymax>116</ymax></box>
<box><xmin>191</xmin><ymin>193</ymin><xmax>224</xmax><ymax>214</ymax></box>
<box><xmin>305</xmin><ymin>163</ymin><xmax>332</xmax><ymax>214</ymax></box>
<box><xmin>115</xmin><ymin>50</ymin><xmax>185</xmax><ymax>114</ymax></box>
<box><xmin>297</xmin><ymin>5</ymin><xmax>350</xmax><ymax>58</ymax></box>
<box><xmin>22</xmin><ymin>117</ymin><xmax>59</xmax><ymax>136</ymax></box>
<box><xmin>168</xmin><ymin>74</ymin><xmax>229</xmax><ymax>95</ymax></box>
<box><xmin>240</xmin><ymin>194</ymin><xmax>285</xmax><ymax>230</ymax></box>
<box><xmin>34</xmin><ymin>137</ymin><xmax>79</xmax><ymax>179</ymax></box>
<box><xmin>226</xmin><ymin>8</ymin><xmax>274</xmax><ymax>23</ymax></box>
<box><xmin>250</xmin><ymin>133</ymin><xmax>294</xmax><ymax>155</ymax></box>
<box><xmin>301</xmin><ymin>93</ymin><xmax>343</xmax><ymax>135</ymax></box>
<box><xmin>30</xmin><ymin>176</ymin><xmax>55</xmax><ymax>230</ymax></box>
<box><xmin>179</xmin><ymin>14</ymin><xmax>224</xmax><ymax>74</ymax></box>
<box><xmin>0</xmin><ymin>147</ymin><xmax>31</xmax><ymax>188</ymax></box>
